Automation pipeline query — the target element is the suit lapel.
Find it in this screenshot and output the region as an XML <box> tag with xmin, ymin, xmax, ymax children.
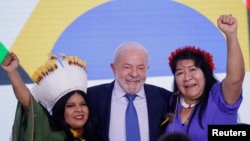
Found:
<box><xmin>144</xmin><ymin>85</ymin><xmax>156</xmax><ymax>141</ymax></box>
<box><xmin>101</xmin><ymin>81</ymin><xmax>115</xmax><ymax>140</ymax></box>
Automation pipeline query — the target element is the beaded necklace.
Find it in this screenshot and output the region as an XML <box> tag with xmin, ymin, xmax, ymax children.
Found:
<box><xmin>180</xmin><ymin>96</ymin><xmax>197</xmax><ymax>108</ymax></box>
<box><xmin>70</xmin><ymin>128</ymin><xmax>86</xmax><ymax>141</ymax></box>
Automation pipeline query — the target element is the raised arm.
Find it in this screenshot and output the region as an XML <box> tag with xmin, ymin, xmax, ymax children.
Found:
<box><xmin>1</xmin><ymin>52</ymin><xmax>31</xmax><ymax>115</ymax></box>
<box><xmin>217</xmin><ymin>14</ymin><xmax>245</xmax><ymax>104</ymax></box>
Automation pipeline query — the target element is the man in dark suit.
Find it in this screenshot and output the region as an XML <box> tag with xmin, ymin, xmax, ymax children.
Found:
<box><xmin>87</xmin><ymin>42</ymin><xmax>172</xmax><ymax>141</ymax></box>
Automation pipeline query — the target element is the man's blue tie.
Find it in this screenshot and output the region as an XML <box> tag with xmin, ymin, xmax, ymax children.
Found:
<box><xmin>125</xmin><ymin>94</ymin><xmax>141</xmax><ymax>141</ymax></box>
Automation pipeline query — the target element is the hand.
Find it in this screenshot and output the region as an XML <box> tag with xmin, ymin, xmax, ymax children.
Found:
<box><xmin>217</xmin><ymin>14</ymin><xmax>237</xmax><ymax>36</ymax></box>
<box><xmin>1</xmin><ymin>52</ymin><xmax>19</xmax><ymax>72</ymax></box>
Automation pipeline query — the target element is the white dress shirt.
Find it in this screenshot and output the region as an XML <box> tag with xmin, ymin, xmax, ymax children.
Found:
<box><xmin>109</xmin><ymin>81</ymin><xmax>149</xmax><ymax>141</ymax></box>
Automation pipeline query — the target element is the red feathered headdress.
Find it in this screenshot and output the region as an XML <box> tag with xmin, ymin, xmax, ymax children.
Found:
<box><xmin>168</xmin><ymin>45</ymin><xmax>215</xmax><ymax>71</ymax></box>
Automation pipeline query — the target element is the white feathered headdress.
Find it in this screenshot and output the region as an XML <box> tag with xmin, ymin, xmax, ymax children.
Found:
<box><xmin>31</xmin><ymin>53</ymin><xmax>87</xmax><ymax>114</ymax></box>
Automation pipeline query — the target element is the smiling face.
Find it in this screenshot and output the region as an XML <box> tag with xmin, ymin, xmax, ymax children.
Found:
<box><xmin>175</xmin><ymin>59</ymin><xmax>205</xmax><ymax>102</ymax></box>
<box><xmin>64</xmin><ymin>93</ymin><xmax>89</xmax><ymax>129</ymax></box>
<box><xmin>111</xmin><ymin>43</ymin><xmax>149</xmax><ymax>94</ymax></box>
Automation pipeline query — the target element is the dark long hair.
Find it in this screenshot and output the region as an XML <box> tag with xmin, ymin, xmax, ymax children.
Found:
<box><xmin>40</xmin><ymin>90</ymin><xmax>93</xmax><ymax>141</ymax></box>
<box><xmin>169</xmin><ymin>46</ymin><xmax>218</xmax><ymax>132</ymax></box>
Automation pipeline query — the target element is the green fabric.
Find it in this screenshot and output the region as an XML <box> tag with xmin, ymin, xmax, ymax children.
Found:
<box><xmin>0</xmin><ymin>42</ymin><xmax>8</xmax><ymax>65</ymax></box>
<box><xmin>11</xmin><ymin>96</ymin><xmax>66</xmax><ymax>141</ymax></box>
